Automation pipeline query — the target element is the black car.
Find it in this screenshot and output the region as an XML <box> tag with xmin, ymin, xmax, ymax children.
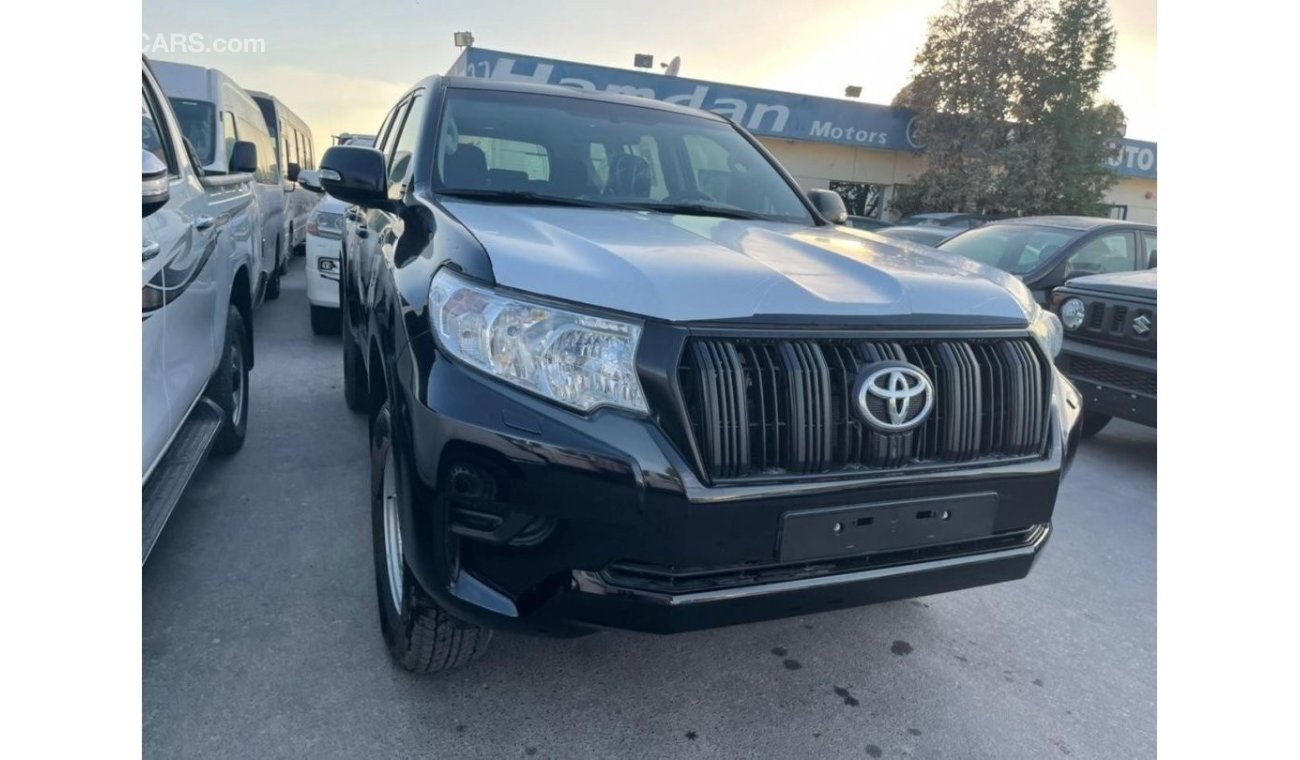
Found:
<box><xmin>319</xmin><ymin>76</ymin><xmax>1081</xmax><ymax>673</ymax></box>
<box><xmin>1050</xmin><ymin>269</ymin><xmax>1156</xmax><ymax>437</ymax></box>
<box><xmin>896</xmin><ymin>212</ymin><xmax>986</xmax><ymax>229</ymax></box>
<box><xmin>938</xmin><ymin>216</ymin><xmax>1157</xmax><ymax>304</ymax></box>
<box><xmin>843</xmin><ymin>214</ymin><xmax>893</xmax><ymax>231</ymax></box>
<box><xmin>876</xmin><ymin>224</ymin><xmax>958</xmax><ymax>246</ymax></box>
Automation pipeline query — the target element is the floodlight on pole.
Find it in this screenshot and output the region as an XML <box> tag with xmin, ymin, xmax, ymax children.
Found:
<box><xmin>845</xmin><ymin>85</ymin><xmax>862</xmax><ymax>98</ymax></box>
<box><xmin>453</xmin><ymin>32</ymin><xmax>475</xmax><ymax>48</ymax></box>
<box><xmin>633</xmin><ymin>53</ymin><xmax>654</xmax><ymax>69</ymax></box>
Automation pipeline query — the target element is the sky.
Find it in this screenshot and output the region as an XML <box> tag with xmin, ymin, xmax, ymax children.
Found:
<box><xmin>142</xmin><ymin>0</ymin><xmax>1156</xmax><ymax>148</ymax></box>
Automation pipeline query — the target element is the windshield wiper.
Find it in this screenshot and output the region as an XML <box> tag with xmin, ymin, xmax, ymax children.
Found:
<box><xmin>436</xmin><ymin>188</ymin><xmax>611</xmax><ymax>209</ymax></box>
<box><xmin>613</xmin><ymin>202</ymin><xmax>768</xmax><ymax>221</ymax></box>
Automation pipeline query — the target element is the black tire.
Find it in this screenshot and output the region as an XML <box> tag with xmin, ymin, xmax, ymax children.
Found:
<box><xmin>1080</xmin><ymin>412</ymin><xmax>1112</xmax><ymax>439</ymax></box>
<box><xmin>208</xmin><ymin>308</ymin><xmax>250</xmax><ymax>455</ymax></box>
<box><xmin>265</xmin><ymin>239</ymin><xmax>283</xmax><ymax>300</ymax></box>
<box><xmin>310</xmin><ymin>305</ymin><xmax>341</xmax><ymax>336</ymax></box>
<box><xmin>371</xmin><ymin>404</ymin><xmax>493</xmax><ymax>673</ymax></box>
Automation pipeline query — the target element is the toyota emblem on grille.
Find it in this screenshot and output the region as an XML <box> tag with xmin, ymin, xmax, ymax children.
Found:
<box><xmin>1132</xmin><ymin>314</ymin><xmax>1152</xmax><ymax>335</ymax></box>
<box><xmin>855</xmin><ymin>362</ymin><xmax>935</xmax><ymax>432</ymax></box>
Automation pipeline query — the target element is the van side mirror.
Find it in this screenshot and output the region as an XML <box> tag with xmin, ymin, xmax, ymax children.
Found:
<box><xmin>1148</xmin><ymin>249</ymin><xmax>1156</xmax><ymax>269</ymax></box>
<box><xmin>229</xmin><ymin>140</ymin><xmax>258</xmax><ymax>174</ymax></box>
<box><xmin>319</xmin><ymin>146</ymin><xmax>389</xmax><ymax>208</ymax></box>
<box><xmin>142</xmin><ymin>149</ymin><xmax>169</xmax><ymax>218</ymax></box>
<box><xmin>287</xmin><ymin>162</ymin><xmax>301</xmax><ymax>182</ymax></box>
<box><xmin>807</xmin><ymin>188</ymin><xmax>848</xmax><ymax>224</ymax></box>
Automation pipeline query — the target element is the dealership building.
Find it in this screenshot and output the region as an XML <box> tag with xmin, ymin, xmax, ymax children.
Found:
<box><xmin>449</xmin><ymin>48</ymin><xmax>1157</xmax><ymax>224</ymax></box>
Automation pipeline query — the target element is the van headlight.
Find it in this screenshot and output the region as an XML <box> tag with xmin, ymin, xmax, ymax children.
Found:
<box><xmin>429</xmin><ymin>268</ymin><xmax>648</xmax><ymax>414</ymax></box>
<box><xmin>1029</xmin><ymin>306</ymin><xmax>1063</xmax><ymax>358</ymax></box>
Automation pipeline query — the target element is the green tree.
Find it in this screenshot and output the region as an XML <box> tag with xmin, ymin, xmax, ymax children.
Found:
<box><xmin>894</xmin><ymin>0</ymin><xmax>1126</xmax><ymax>217</ymax></box>
<box><xmin>1021</xmin><ymin>0</ymin><xmax>1126</xmax><ymax>214</ymax></box>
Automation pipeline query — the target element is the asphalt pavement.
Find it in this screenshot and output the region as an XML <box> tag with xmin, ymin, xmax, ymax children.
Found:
<box><xmin>143</xmin><ymin>258</ymin><xmax>1157</xmax><ymax>759</ymax></box>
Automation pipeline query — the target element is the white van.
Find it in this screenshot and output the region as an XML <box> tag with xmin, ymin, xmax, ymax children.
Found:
<box><xmin>152</xmin><ymin>60</ymin><xmax>288</xmax><ymax>302</ymax></box>
<box><xmin>248</xmin><ymin>91</ymin><xmax>317</xmax><ymax>255</ymax></box>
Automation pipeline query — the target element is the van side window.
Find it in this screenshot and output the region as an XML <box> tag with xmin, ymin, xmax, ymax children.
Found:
<box><xmin>221</xmin><ymin>111</ymin><xmax>238</xmax><ymax>166</ymax></box>
<box><xmin>141</xmin><ymin>83</ymin><xmax>176</xmax><ymax>174</ymax></box>
<box><xmin>235</xmin><ymin>115</ymin><xmax>277</xmax><ymax>183</ymax></box>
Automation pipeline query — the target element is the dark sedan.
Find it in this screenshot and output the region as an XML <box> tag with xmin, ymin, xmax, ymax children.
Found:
<box><xmin>876</xmin><ymin>224</ymin><xmax>958</xmax><ymax>246</ymax></box>
<box><xmin>896</xmin><ymin>212</ymin><xmax>987</xmax><ymax>229</ymax></box>
<box><xmin>843</xmin><ymin>214</ymin><xmax>893</xmax><ymax>231</ymax></box>
<box><xmin>937</xmin><ymin>216</ymin><xmax>1156</xmax><ymax>304</ymax></box>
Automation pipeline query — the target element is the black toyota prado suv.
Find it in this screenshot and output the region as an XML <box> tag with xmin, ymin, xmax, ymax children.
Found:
<box><xmin>319</xmin><ymin>76</ymin><xmax>1083</xmax><ymax>673</ymax></box>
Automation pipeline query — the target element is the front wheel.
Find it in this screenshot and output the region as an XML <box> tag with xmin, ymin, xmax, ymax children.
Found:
<box><xmin>370</xmin><ymin>404</ymin><xmax>493</xmax><ymax>673</ymax></box>
<box><xmin>208</xmin><ymin>308</ymin><xmax>249</xmax><ymax>455</ymax></box>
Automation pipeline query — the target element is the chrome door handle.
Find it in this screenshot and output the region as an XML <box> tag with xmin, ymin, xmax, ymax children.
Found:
<box><xmin>194</xmin><ymin>216</ymin><xmax>215</xmax><ymax>230</ymax></box>
<box><xmin>142</xmin><ymin>240</ymin><xmax>161</xmax><ymax>261</ymax></box>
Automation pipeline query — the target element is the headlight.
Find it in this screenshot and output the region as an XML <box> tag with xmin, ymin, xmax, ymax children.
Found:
<box><xmin>308</xmin><ymin>210</ymin><xmax>344</xmax><ymax>238</ymax></box>
<box><xmin>1059</xmin><ymin>298</ymin><xmax>1086</xmax><ymax>330</ymax></box>
<box><xmin>429</xmin><ymin>268</ymin><xmax>648</xmax><ymax>414</ymax></box>
<box><xmin>1029</xmin><ymin>306</ymin><xmax>1063</xmax><ymax>358</ymax></box>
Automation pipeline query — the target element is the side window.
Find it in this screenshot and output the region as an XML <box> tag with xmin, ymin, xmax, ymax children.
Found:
<box><xmin>1143</xmin><ymin>232</ymin><xmax>1157</xmax><ymax>267</ymax></box>
<box><xmin>1065</xmin><ymin>232</ymin><xmax>1137</xmax><ymax>277</ymax></box>
<box><xmin>141</xmin><ymin>84</ymin><xmax>176</xmax><ymax>174</ymax></box>
<box><xmin>387</xmin><ymin>96</ymin><xmax>425</xmax><ymax>188</ymax></box>
<box><xmin>220</xmin><ymin>111</ymin><xmax>238</xmax><ymax>166</ymax></box>
<box><xmin>376</xmin><ymin>101</ymin><xmax>408</xmax><ymax>158</ymax></box>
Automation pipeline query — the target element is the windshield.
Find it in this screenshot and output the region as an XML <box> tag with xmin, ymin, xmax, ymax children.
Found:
<box><xmin>168</xmin><ymin>98</ymin><xmax>217</xmax><ymax>166</ymax></box>
<box><xmin>938</xmin><ymin>224</ymin><xmax>1078</xmax><ymax>274</ymax></box>
<box><xmin>432</xmin><ymin>88</ymin><xmax>814</xmax><ymax>224</ymax></box>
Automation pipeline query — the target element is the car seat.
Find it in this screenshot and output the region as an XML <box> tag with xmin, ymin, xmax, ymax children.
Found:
<box><xmin>443</xmin><ymin>143</ymin><xmax>488</xmax><ymax>189</ymax></box>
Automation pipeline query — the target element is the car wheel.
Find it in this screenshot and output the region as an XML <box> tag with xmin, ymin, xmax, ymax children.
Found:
<box><xmin>370</xmin><ymin>403</ymin><xmax>493</xmax><ymax>673</ymax></box>
<box><xmin>310</xmin><ymin>305</ymin><xmax>341</xmax><ymax>336</ymax></box>
<box><xmin>208</xmin><ymin>308</ymin><xmax>250</xmax><ymax>455</ymax></box>
<box><xmin>1080</xmin><ymin>412</ymin><xmax>1112</xmax><ymax>439</ymax></box>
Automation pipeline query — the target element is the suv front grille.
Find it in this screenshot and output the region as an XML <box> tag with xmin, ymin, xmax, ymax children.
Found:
<box><xmin>677</xmin><ymin>336</ymin><xmax>1051</xmax><ymax>482</ymax></box>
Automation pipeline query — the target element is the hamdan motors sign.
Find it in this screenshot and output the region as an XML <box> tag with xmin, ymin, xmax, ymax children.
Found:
<box><xmin>450</xmin><ymin>48</ymin><xmax>919</xmax><ymax>152</ymax></box>
<box><xmin>449</xmin><ymin>48</ymin><xmax>1156</xmax><ymax>179</ymax></box>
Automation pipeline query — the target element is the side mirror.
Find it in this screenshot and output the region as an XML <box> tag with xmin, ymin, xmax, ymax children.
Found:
<box><xmin>229</xmin><ymin>140</ymin><xmax>258</xmax><ymax>174</ymax></box>
<box><xmin>142</xmin><ymin>149</ymin><xmax>169</xmax><ymax>218</ymax></box>
<box><xmin>297</xmin><ymin>169</ymin><xmax>322</xmax><ymax>192</ymax></box>
<box><xmin>287</xmin><ymin>162</ymin><xmax>301</xmax><ymax>182</ymax></box>
<box><xmin>807</xmin><ymin>188</ymin><xmax>848</xmax><ymax>224</ymax></box>
<box><xmin>1148</xmin><ymin>250</ymin><xmax>1157</xmax><ymax>269</ymax></box>
<box><xmin>319</xmin><ymin>146</ymin><xmax>389</xmax><ymax>208</ymax></box>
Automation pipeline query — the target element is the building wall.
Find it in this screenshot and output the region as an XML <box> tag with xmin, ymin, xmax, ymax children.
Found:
<box><xmin>758</xmin><ymin>138</ymin><xmax>925</xmax><ymax>220</ymax></box>
<box><xmin>760</xmin><ymin>137</ymin><xmax>1158</xmax><ymax>224</ymax></box>
<box><xmin>1103</xmin><ymin>178</ymin><xmax>1158</xmax><ymax>223</ymax></box>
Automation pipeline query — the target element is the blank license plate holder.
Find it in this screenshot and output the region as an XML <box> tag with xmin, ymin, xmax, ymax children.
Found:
<box><xmin>778</xmin><ymin>493</ymin><xmax>999</xmax><ymax>563</ymax></box>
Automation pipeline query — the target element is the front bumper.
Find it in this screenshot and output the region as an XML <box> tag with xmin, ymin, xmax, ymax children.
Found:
<box><xmin>304</xmin><ymin>235</ymin><xmax>341</xmax><ymax>308</ymax></box>
<box><xmin>392</xmin><ymin>340</ymin><xmax>1081</xmax><ymax>636</ymax></box>
<box><xmin>1058</xmin><ymin>339</ymin><xmax>1156</xmax><ymax>427</ymax></box>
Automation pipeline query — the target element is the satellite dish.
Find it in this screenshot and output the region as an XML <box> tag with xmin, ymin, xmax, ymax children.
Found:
<box><xmin>662</xmin><ymin>56</ymin><xmax>681</xmax><ymax>77</ymax></box>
